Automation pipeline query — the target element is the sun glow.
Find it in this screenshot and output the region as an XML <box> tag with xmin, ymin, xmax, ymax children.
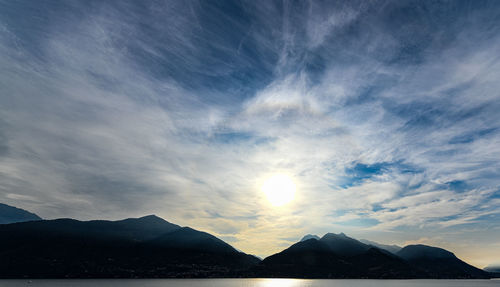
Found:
<box><xmin>261</xmin><ymin>174</ymin><xmax>296</xmax><ymax>207</ymax></box>
<box><xmin>258</xmin><ymin>278</ymin><xmax>302</xmax><ymax>287</ymax></box>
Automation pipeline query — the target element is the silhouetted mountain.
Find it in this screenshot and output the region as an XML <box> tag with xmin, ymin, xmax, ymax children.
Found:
<box><xmin>397</xmin><ymin>244</ymin><xmax>489</xmax><ymax>279</ymax></box>
<box><xmin>484</xmin><ymin>265</ymin><xmax>500</xmax><ymax>273</ymax></box>
<box><xmin>250</xmin><ymin>236</ymin><xmax>421</xmax><ymax>278</ymax></box>
<box><xmin>485</xmin><ymin>265</ymin><xmax>500</xmax><ymax>278</ymax></box>
<box><xmin>0</xmin><ymin>215</ymin><xmax>259</xmax><ymax>278</ymax></box>
<box><xmin>300</xmin><ymin>234</ymin><xmax>320</xmax><ymax>241</ymax></box>
<box><xmin>149</xmin><ymin>226</ymin><xmax>241</xmax><ymax>253</ymax></box>
<box><xmin>397</xmin><ymin>244</ymin><xmax>455</xmax><ymax>260</ymax></box>
<box><xmin>0</xmin><ymin>203</ymin><xmax>41</xmax><ymax>224</ymax></box>
<box><xmin>319</xmin><ymin>232</ymin><xmax>370</xmax><ymax>257</ymax></box>
<box><xmin>250</xmin><ymin>234</ymin><xmax>491</xmax><ymax>279</ymax></box>
<box><xmin>0</xmin><ymin>218</ymin><xmax>491</xmax><ymax>279</ymax></box>
<box><xmin>360</xmin><ymin>239</ymin><xmax>402</xmax><ymax>254</ymax></box>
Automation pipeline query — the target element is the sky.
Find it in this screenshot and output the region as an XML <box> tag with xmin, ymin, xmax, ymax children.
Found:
<box><xmin>1</xmin><ymin>0</ymin><xmax>500</xmax><ymax>267</ymax></box>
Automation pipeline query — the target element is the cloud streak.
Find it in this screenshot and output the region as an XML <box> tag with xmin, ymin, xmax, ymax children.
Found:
<box><xmin>0</xmin><ymin>0</ymin><xmax>499</xmax><ymax>265</ymax></box>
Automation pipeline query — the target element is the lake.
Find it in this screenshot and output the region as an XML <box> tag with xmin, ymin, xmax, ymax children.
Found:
<box><xmin>0</xmin><ymin>279</ymin><xmax>499</xmax><ymax>287</ymax></box>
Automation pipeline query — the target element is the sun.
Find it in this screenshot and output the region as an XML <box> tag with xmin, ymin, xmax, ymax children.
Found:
<box><xmin>261</xmin><ymin>174</ymin><xmax>296</xmax><ymax>207</ymax></box>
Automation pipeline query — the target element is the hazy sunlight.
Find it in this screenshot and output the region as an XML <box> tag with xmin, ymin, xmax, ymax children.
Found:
<box><xmin>261</xmin><ymin>174</ymin><xmax>296</xmax><ymax>207</ymax></box>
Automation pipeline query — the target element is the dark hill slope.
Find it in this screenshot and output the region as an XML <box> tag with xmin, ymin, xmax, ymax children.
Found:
<box><xmin>397</xmin><ymin>244</ymin><xmax>489</xmax><ymax>279</ymax></box>
<box><xmin>0</xmin><ymin>203</ymin><xmax>41</xmax><ymax>224</ymax></box>
<box><xmin>251</xmin><ymin>235</ymin><xmax>490</xmax><ymax>279</ymax></box>
<box><xmin>360</xmin><ymin>239</ymin><xmax>401</xmax><ymax>254</ymax></box>
<box><xmin>484</xmin><ymin>265</ymin><xmax>500</xmax><ymax>277</ymax></box>
<box><xmin>0</xmin><ymin>216</ymin><xmax>259</xmax><ymax>278</ymax></box>
<box><xmin>150</xmin><ymin>227</ymin><xmax>237</xmax><ymax>253</ymax></box>
<box><xmin>319</xmin><ymin>233</ymin><xmax>370</xmax><ymax>257</ymax></box>
<box><xmin>251</xmin><ymin>238</ymin><xmax>420</xmax><ymax>278</ymax></box>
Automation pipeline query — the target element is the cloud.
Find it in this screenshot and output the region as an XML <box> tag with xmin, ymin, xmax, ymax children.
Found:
<box><xmin>0</xmin><ymin>0</ymin><xmax>499</xmax><ymax>261</ymax></box>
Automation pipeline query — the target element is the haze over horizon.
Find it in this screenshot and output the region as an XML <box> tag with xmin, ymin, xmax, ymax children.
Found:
<box><xmin>1</xmin><ymin>1</ymin><xmax>499</xmax><ymax>268</ymax></box>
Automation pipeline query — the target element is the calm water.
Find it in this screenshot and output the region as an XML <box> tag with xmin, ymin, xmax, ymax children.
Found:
<box><xmin>0</xmin><ymin>279</ymin><xmax>499</xmax><ymax>287</ymax></box>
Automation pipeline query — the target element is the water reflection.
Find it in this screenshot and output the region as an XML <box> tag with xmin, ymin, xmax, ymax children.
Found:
<box><xmin>255</xmin><ymin>279</ymin><xmax>308</xmax><ymax>287</ymax></box>
<box><xmin>0</xmin><ymin>279</ymin><xmax>498</xmax><ymax>287</ymax></box>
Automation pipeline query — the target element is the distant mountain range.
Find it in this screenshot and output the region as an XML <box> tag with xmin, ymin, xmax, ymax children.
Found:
<box><xmin>484</xmin><ymin>265</ymin><xmax>500</xmax><ymax>273</ymax></box>
<box><xmin>359</xmin><ymin>238</ymin><xmax>402</xmax><ymax>254</ymax></box>
<box><xmin>0</xmin><ymin>203</ymin><xmax>42</xmax><ymax>224</ymax></box>
<box><xmin>250</xmin><ymin>233</ymin><xmax>420</xmax><ymax>278</ymax></box>
<box><xmin>250</xmin><ymin>233</ymin><xmax>489</xmax><ymax>279</ymax></box>
<box><xmin>484</xmin><ymin>265</ymin><xmax>500</xmax><ymax>277</ymax></box>
<box><xmin>0</xmin><ymin>203</ymin><xmax>494</xmax><ymax>279</ymax></box>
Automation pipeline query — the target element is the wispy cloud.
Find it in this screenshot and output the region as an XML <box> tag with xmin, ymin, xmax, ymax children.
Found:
<box><xmin>0</xmin><ymin>0</ymin><xmax>499</xmax><ymax>262</ymax></box>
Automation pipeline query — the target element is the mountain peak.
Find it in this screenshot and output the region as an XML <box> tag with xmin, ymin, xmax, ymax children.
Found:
<box><xmin>300</xmin><ymin>234</ymin><xmax>320</xmax><ymax>241</ymax></box>
<box><xmin>138</xmin><ymin>214</ymin><xmax>164</xmax><ymax>221</ymax></box>
<box><xmin>114</xmin><ymin>215</ymin><xmax>180</xmax><ymax>236</ymax></box>
<box><xmin>122</xmin><ymin>214</ymin><xmax>174</xmax><ymax>226</ymax></box>
<box><xmin>397</xmin><ymin>244</ymin><xmax>456</xmax><ymax>260</ymax></box>
<box><xmin>321</xmin><ymin>232</ymin><xmax>349</xmax><ymax>240</ymax></box>
<box><xmin>319</xmin><ymin>232</ymin><xmax>370</xmax><ymax>257</ymax></box>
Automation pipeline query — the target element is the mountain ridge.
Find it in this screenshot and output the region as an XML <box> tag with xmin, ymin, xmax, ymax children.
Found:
<box><xmin>360</xmin><ymin>239</ymin><xmax>402</xmax><ymax>254</ymax></box>
<box><xmin>251</xmin><ymin>237</ymin><xmax>420</xmax><ymax>278</ymax></box>
<box><xmin>0</xmin><ymin>215</ymin><xmax>259</xmax><ymax>278</ymax></box>
<box><xmin>250</xmin><ymin>232</ymin><xmax>489</xmax><ymax>279</ymax></box>
<box><xmin>319</xmin><ymin>232</ymin><xmax>371</xmax><ymax>257</ymax></box>
<box><xmin>0</xmin><ymin>203</ymin><xmax>42</xmax><ymax>224</ymax></box>
<box><xmin>0</xmin><ymin>205</ymin><xmax>491</xmax><ymax>279</ymax></box>
<box><xmin>396</xmin><ymin>244</ymin><xmax>488</xmax><ymax>279</ymax></box>
<box><xmin>300</xmin><ymin>234</ymin><xmax>320</xmax><ymax>241</ymax></box>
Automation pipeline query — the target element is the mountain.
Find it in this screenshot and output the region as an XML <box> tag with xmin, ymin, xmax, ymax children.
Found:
<box><xmin>320</xmin><ymin>232</ymin><xmax>370</xmax><ymax>256</ymax></box>
<box><xmin>300</xmin><ymin>234</ymin><xmax>320</xmax><ymax>241</ymax></box>
<box><xmin>251</xmin><ymin>234</ymin><xmax>490</xmax><ymax>279</ymax></box>
<box><xmin>0</xmin><ymin>215</ymin><xmax>259</xmax><ymax>278</ymax></box>
<box><xmin>360</xmin><ymin>239</ymin><xmax>402</xmax><ymax>254</ymax></box>
<box><xmin>484</xmin><ymin>265</ymin><xmax>500</xmax><ymax>273</ymax></box>
<box><xmin>0</xmin><ymin>218</ymin><xmax>491</xmax><ymax>279</ymax></box>
<box><xmin>485</xmin><ymin>265</ymin><xmax>500</xmax><ymax>278</ymax></box>
<box><xmin>0</xmin><ymin>203</ymin><xmax>42</xmax><ymax>224</ymax></box>
<box><xmin>397</xmin><ymin>244</ymin><xmax>489</xmax><ymax>279</ymax></box>
<box><xmin>150</xmin><ymin>226</ymin><xmax>237</xmax><ymax>252</ymax></box>
<box><xmin>251</xmin><ymin>236</ymin><xmax>420</xmax><ymax>278</ymax></box>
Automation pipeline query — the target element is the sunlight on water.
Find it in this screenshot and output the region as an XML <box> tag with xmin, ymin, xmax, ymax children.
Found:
<box><xmin>255</xmin><ymin>278</ymin><xmax>305</xmax><ymax>287</ymax></box>
<box><xmin>0</xmin><ymin>279</ymin><xmax>498</xmax><ymax>287</ymax></box>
